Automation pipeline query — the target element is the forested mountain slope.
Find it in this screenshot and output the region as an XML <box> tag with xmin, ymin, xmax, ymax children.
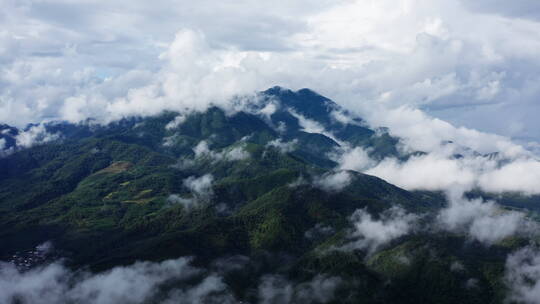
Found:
<box><xmin>0</xmin><ymin>87</ymin><xmax>537</xmax><ymax>303</ymax></box>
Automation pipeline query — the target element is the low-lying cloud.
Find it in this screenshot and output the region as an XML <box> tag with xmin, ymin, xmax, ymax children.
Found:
<box><xmin>0</xmin><ymin>246</ymin><xmax>345</xmax><ymax>304</ymax></box>
<box><xmin>437</xmin><ymin>193</ymin><xmax>532</xmax><ymax>245</ymax></box>
<box><xmin>344</xmin><ymin>207</ymin><xmax>419</xmax><ymax>254</ymax></box>
<box><xmin>505</xmin><ymin>246</ymin><xmax>540</xmax><ymax>304</ymax></box>
<box><xmin>314</xmin><ymin>171</ymin><xmax>353</xmax><ymax>192</ymax></box>
<box><xmin>183</xmin><ymin>174</ymin><xmax>214</xmax><ymax>197</ymax></box>
<box><xmin>362</xmin><ymin>145</ymin><xmax>540</xmax><ymax>195</ymax></box>
<box><xmin>165</xmin><ymin>114</ymin><xmax>187</xmax><ymax>130</ymax></box>
<box><xmin>266</xmin><ymin>138</ymin><xmax>298</xmax><ymax>153</ymax></box>
<box><xmin>258</xmin><ymin>274</ymin><xmax>341</xmax><ymax>304</ymax></box>
<box><xmin>168</xmin><ymin>174</ymin><xmax>215</xmax><ymax>210</ymax></box>
<box><xmin>333</xmin><ymin>146</ymin><xmax>376</xmax><ymax>172</ymax></box>
<box><xmin>0</xmin><ymin>257</ymin><xmax>235</xmax><ymax>304</ymax></box>
<box><xmin>193</xmin><ymin>140</ymin><xmax>250</xmax><ymax>162</ymax></box>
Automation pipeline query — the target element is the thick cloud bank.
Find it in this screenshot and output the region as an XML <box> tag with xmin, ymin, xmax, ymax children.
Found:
<box><xmin>365</xmin><ymin>151</ymin><xmax>540</xmax><ymax>195</ymax></box>
<box><xmin>437</xmin><ymin>193</ymin><xmax>534</xmax><ymax>245</ymax></box>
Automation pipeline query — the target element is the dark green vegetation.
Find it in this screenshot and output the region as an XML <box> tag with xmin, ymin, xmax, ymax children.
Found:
<box><xmin>0</xmin><ymin>87</ymin><xmax>535</xmax><ymax>303</ymax></box>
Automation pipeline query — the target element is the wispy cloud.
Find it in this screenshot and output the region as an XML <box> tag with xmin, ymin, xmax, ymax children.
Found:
<box><xmin>0</xmin><ymin>257</ymin><xmax>235</xmax><ymax>304</ymax></box>
<box><xmin>258</xmin><ymin>274</ymin><xmax>341</xmax><ymax>304</ymax></box>
<box><xmin>314</xmin><ymin>171</ymin><xmax>352</xmax><ymax>192</ymax></box>
<box><xmin>437</xmin><ymin>192</ymin><xmax>534</xmax><ymax>245</ymax></box>
<box><xmin>505</xmin><ymin>246</ymin><xmax>540</xmax><ymax>304</ymax></box>
<box><xmin>168</xmin><ymin>173</ymin><xmax>215</xmax><ymax>210</ymax></box>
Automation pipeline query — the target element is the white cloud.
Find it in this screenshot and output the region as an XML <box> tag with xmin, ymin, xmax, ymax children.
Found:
<box><xmin>478</xmin><ymin>159</ymin><xmax>540</xmax><ymax>195</ymax></box>
<box><xmin>258</xmin><ymin>274</ymin><xmax>341</xmax><ymax>304</ymax></box>
<box><xmin>366</xmin><ymin>154</ymin><xmax>478</xmax><ymax>191</ymax></box>
<box><xmin>0</xmin><ymin>257</ymin><xmax>235</xmax><ymax>304</ymax></box>
<box><xmin>437</xmin><ymin>193</ymin><xmax>532</xmax><ymax>245</ymax></box>
<box><xmin>15</xmin><ymin>124</ymin><xmax>61</xmax><ymax>148</ymax></box>
<box><xmin>330</xmin><ymin>109</ymin><xmax>358</xmax><ymax>126</ymax></box>
<box><xmin>183</xmin><ymin>174</ymin><xmax>214</xmax><ymax>197</ymax></box>
<box><xmin>295</xmin><ymin>275</ymin><xmax>342</xmax><ymax>304</ymax></box>
<box><xmin>165</xmin><ymin>114</ymin><xmax>186</xmax><ymax>130</ymax></box>
<box><xmin>162</xmin><ymin>275</ymin><xmax>236</xmax><ymax>304</ymax></box>
<box><xmin>314</xmin><ymin>171</ymin><xmax>352</xmax><ymax>192</ymax></box>
<box><xmin>287</xmin><ymin>175</ymin><xmax>308</xmax><ymax>188</ymax></box>
<box><xmin>266</xmin><ymin>138</ymin><xmax>297</xmax><ymax>153</ymax></box>
<box><xmin>289</xmin><ymin>110</ymin><xmax>325</xmax><ymax>134</ymax></box>
<box><xmin>363</xmin><ymin>105</ymin><xmax>529</xmax><ymax>157</ymax></box>
<box><xmin>334</xmin><ymin>146</ymin><xmax>376</xmax><ymax>172</ymax></box>
<box><xmin>258</xmin><ymin>275</ymin><xmax>293</xmax><ymax>304</ymax></box>
<box><xmin>193</xmin><ymin>140</ymin><xmax>212</xmax><ymax>157</ymax></box>
<box><xmin>345</xmin><ymin>207</ymin><xmax>418</xmax><ymax>254</ymax></box>
<box><xmin>193</xmin><ymin>140</ymin><xmax>250</xmax><ymax>163</ymax></box>
<box><xmin>288</xmin><ymin>110</ymin><xmax>344</xmax><ymax>145</ymax></box>
<box><xmin>505</xmin><ymin>246</ymin><xmax>540</xmax><ymax>304</ymax></box>
<box><xmin>365</xmin><ymin>151</ymin><xmax>540</xmax><ymax>194</ymax></box>
<box><xmin>225</xmin><ymin>146</ymin><xmax>250</xmax><ymax>161</ymax></box>
<box><xmin>162</xmin><ymin>134</ymin><xmax>177</xmax><ymax>147</ymax></box>
<box><xmin>167</xmin><ymin>174</ymin><xmax>214</xmax><ymax>210</ymax></box>
<box><xmin>257</xmin><ymin>100</ymin><xmax>279</xmax><ymax>119</ymax></box>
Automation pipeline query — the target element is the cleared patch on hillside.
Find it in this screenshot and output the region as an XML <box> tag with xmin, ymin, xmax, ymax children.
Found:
<box><xmin>95</xmin><ymin>161</ymin><xmax>133</xmax><ymax>174</ymax></box>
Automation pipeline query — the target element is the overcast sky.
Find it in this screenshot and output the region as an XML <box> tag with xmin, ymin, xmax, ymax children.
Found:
<box><xmin>2</xmin><ymin>0</ymin><xmax>540</xmax><ymax>147</ymax></box>
<box><xmin>3</xmin><ymin>3</ymin><xmax>540</xmax><ymax>299</ymax></box>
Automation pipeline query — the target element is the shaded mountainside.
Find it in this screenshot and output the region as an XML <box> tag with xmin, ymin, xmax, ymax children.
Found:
<box><xmin>0</xmin><ymin>87</ymin><xmax>536</xmax><ymax>303</ymax></box>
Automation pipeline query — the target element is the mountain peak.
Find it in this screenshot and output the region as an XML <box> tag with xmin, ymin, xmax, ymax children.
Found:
<box><xmin>262</xmin><ymin>87</ymin><xmax>328</xmax><ymax>101</ymax></box>
<box><xmin>262</xmin><ymin>86</ymin><xmax>335</xmax><ymax>111</ymax></box>
<box><xmin>261</xmin><ymin>86</ymin><xmax>291</xmax><ymax>96</ymax></box>
<box><xmin>296</xmin><ymin>88</ymin><xmax>324</xmax><ymax>97</ymax></box>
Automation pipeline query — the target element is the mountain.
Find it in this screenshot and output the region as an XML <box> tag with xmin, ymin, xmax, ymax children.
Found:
<box><xmin>0</xmin><ymin>87</ymin><xmax>536</xmax><ymax>303</ymax></box>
